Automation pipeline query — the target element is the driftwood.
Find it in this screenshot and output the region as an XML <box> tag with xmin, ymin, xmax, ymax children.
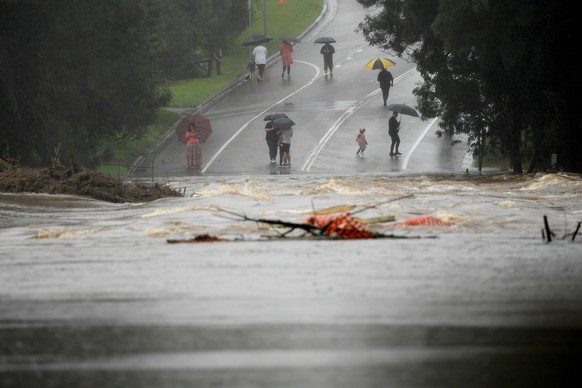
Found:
<box><xmin>542</xmin><ymin>215</ymin><xmax>581</xmax><ymax>243</ymax></box>
<box><xmin>0</xmin><ymin>158</ymin><xmax>182</xmax><ymax>203</ymax></box>
<box><xmin>219</xmin><ymin>208</ymin><xmax>422</xmax><ymax>240</ymax></box>
<box><xmin>167</xmin><ymin>234</ymin><xmax>229</xmax><ymax>243</ymax></box>
<box><xmin>166</xmin><ymin>197</ymin><xmax>429</xmax><ymax>243</ymax></box>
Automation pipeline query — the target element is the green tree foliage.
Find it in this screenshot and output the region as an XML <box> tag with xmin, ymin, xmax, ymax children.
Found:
<box><xmin>157</xmin><ymin>0</ymin><xmax>248</xmax><ymax>79</ymax></box>
<box><xmin>357</xmin><ymin>0</ymin><xmax>581</xmax><ymax>173</ymax></box>
<box><xmin>0</xmin><ymin>0</ymin><xmax>248</xmax><ymax>166</ymax></box>
<box><xmin>0</xmin><ymin>0</ymin><xmax>171</xmax><ymax>166</ymax></box>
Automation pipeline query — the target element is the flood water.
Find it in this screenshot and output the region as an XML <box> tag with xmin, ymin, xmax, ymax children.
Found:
<box><xmin>1</xmin><ymin>172</ymin><xmax>582</xmax><ymax>387</ymax></box>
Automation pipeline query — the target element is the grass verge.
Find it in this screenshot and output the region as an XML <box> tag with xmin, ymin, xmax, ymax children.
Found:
<box><xmin>94</xmin><ymin>0</ymin><xmax>322</xmax><ymax>171</ymax></box>
<box><xmin>168</xmin><ymin>0</ymin><xmax>323</xmax><ymax>108</ymax></box>
<box><xmin>94</xmin><ymin>109</ymin><xmax>180</xmax><ymax>175</ymax></box>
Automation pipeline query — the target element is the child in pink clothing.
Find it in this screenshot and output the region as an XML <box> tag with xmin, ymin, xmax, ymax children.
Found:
<box><xmin>356</xmin><ymin>128</ymin><xmax>368</xmax><ymax>157</ymax></box>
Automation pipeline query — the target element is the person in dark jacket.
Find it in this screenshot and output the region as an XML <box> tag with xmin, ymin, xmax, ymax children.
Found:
<box><xmin>377</xmin><ymin>67</ymin><xmax>394</xmax><ymax>106</ymax></box>
<box><xmin>388</xmin><ymin>111</ymin><xmax>401</xmax><ymax>156</ymax></box>
<box><xmin>265</xmin><ymin>121</ymin><xmax>280</xmax><ymax>164</ymax></box>
<box><xmin>320</xmin><ymin>43</ymin><xmax>335</xmax><ymax>79</ymax></box>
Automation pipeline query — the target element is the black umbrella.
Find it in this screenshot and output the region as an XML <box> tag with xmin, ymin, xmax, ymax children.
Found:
<box><xmin>272</xmin><ymin>117</ymin><xmax>295</xmax><ymax>129</ymax></box>
<box><xmin>264</xmin><ymin>113</ymin><xmax>289</xmax><ymax>121</ymax></box>
<box><xmin>281</xmin><ymin>36</ymin><xmax>301</xmax><ymax>43</ymax></box>
<box><xmin>386</xmin><ymin>103</ymin><xmax>419</xmax><ymax>118</ymax></box>
<box><xmin>242</xmin><ymin>34</ymin><xmax>272</xmax><ymax>46</ymax></box>
<box><xmin>314</xmin><ymin>36</ymin><xmax>336</xmax><ymax>44</ymax></box>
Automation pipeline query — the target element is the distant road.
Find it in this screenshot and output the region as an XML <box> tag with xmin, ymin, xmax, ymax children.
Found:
<box><xmin>149</xmin><ymin>0</ymin><xmax>468</xmax><ymax>177</ymax></box>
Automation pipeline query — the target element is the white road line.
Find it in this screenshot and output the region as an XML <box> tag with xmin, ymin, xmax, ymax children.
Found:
<box><xmin>402</xmin><ymin>117</ymin><xmax>439</xmax><ymax>170</ymax></box>
<box><xmin>302</xmin><ymin>67</ymin><xmax>418</xmax><ymax>171</ymax></box>
<box><xmin>201</xmin><ymin>60</ymin><xmax>321</xmax><ymax>173</ymax></box>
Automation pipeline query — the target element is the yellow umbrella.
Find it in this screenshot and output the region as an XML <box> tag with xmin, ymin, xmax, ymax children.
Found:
<box><xmin>364</xmin><ymin>57</ymin><xmax>396</xmax><ymax>70</ymax></box>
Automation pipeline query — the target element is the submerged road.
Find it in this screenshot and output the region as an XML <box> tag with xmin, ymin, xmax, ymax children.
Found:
<box><xmin>2</xmin><ymin>1</ymin><xmax>582</xmax><ymax>388</ymax></box>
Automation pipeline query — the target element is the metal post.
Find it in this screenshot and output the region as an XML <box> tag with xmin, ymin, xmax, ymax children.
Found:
<box><xmin>263</xmin><ymin>0</ymin><xmax>267</xmax><ymax>35</ymax></box>
<box><xmin>248</xmin><ymin>0</ymin><xmax>252</xmax><ymax>35</ymax></box>
<box><xmin>248</xmin><ymin>0</ymin><xmax>253</xmax><ymax>56</ymax></box>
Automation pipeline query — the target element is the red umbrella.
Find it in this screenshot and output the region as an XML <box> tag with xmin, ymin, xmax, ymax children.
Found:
<box><xmin>175</xmin><ymin>114</ymin><xmax>212</xmax><ymax>144</ymax></box>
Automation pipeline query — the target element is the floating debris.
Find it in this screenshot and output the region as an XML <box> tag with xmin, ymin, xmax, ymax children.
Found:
<box><xmin>304</xmin><ymin>204</ymin><xmax>356</xmax><ymax>215</ymax></box>
<box><xmin>221</xmin><ymin>209</ymin><xmax>419</xmax><ymax>240</ymax></box>
<box><xmin>304</xmin><ymin>213</ymin><xmax>376</xmax><ymax>239</ymax></box>
<box><xmin>0</xmin><ymin>158</ymin><xmax>182</xmax><ymax>203</ymax></box>
<box><xmin>542</xmin><ymin>215</ymin><xmax>580</xmax><ymax>243</ymax></box>
<box><xmin>360</xmin><ymin>215</ymin><xmax>396</xmax><ymax>224</ymax></box>
<box><xmin>166</xmin><ymin>197</ymin><xmax>424</xmax><ymax>243</ymax></box>
<box><xmin>167</xmin><ymin>234</ymin><xmax>229</xmax><ymax>243</ymax></box>
<box><xmin>392</xmin><ymin>215</ymin><xmax>455</xmax><ymax>227</ymax></box>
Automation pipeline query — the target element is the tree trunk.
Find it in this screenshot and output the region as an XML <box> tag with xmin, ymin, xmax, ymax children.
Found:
<box><xmin>478</xmin><ymin>128</ymin><xmax>484</xmax><ymax>174</ymax></box>
<box><xmin>508</xmin><ymin>146</ymin><xmax>523</xmax><ymax>173</ymax></box>
<box><xmin>526</xmin><ymin>148</ymin><xmax>539</xmax><ymax>174</ymax></box>
<box><xmin>507</xmin><ymin>107</ymin><xmax>523</xmax><ymax>173</ymax></box>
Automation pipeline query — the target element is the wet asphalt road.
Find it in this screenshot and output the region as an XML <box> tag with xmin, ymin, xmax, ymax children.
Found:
<box><xmin>2</xmin><ymin>300</ymin><xmax>582</xmax><ymax>387</ymax></box>
<box><xmin>145</xmin><ymin>0</ymin><xmax>467</xmax><ymax>178</ymax></box>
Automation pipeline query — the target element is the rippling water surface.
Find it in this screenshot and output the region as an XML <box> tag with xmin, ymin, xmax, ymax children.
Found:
<box><xmin>1</xmin><ymin>172</ymin><xmax>582</xmax><ymax>388</ymax></box>
<box><xmin>2</xmin><ymin>172</ymin><xmax>581</xmax><ymax>241</ymax></box>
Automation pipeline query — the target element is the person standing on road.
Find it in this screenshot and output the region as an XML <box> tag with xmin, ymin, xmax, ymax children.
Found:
<box><xmin>252</xmin><ymin>44</ymin><xmax>268</xmax><ymax>80</ymax></box>
<box><xmin>280</xmin><ymin>41</ymin><xmax>293</xmax><ymax>79</ymax></box>
<box><xmin>320</xmin><ymin>42</ymin><xmax>335</xmax><ymax>79</ymax></box>
<box><xmin>356</xmin><ymin>128</ymin><xmax>368</xmax><ymax>158</ymax></box>
<box><xmin>388</xmin><ymin>112</ymin><xmax>401</xmax><ymax>156</ymax></box>
<box><xmin>377</xmin><ymin>67</ymin><xmax>394</xmax><ymax>106</ymax></box>
<box><xmin>279</xmin><ymin>127</ymin><xmax>293</xmax><ymax>167</ymax></box>
<box><xmin>185</xmin><ymin>123</ymin><xmax>202</xmax><ymax>168</ymax></box>
<box><xmin>265</xmin><ymin>121</ymin><xmax>280</xmax><ymax>164</ymax></box>
<box><xmin>245</xmin><ymin>57</ymin><xmax>256</xmax><ymax>81</ymax></box>
<box><xmin>278</xmin><ymin>137</ymin><xmax>284</xmax><ymax>166</ymax></box>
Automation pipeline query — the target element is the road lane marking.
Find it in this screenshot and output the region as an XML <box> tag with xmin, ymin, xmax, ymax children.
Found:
<box><xmin>401</xmin><ymin>117</ymin><xmax>439</xmax><ymax>170</ymax></box>
<box><xmin>302</xmin><ymin>67</ymin><xmax>418</xmax><ymax>171</ymax></box>
<box><xmin>201</xmin><ymin>60</ymin><xmax>321</xmax><ymax>173</ymax></box>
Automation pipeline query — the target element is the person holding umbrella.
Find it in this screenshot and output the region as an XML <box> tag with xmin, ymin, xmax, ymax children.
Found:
<box><xmin>265</xmin><ymin>120</ymin><xmax>280</xmax><ymax>164</ymax></box>
<box><xmin>320</xmin><ymin>42</ymin><xmax>335</xmax><ymax>79</ymax></box>
<box><xmin>388</xmin><ymin>111</ymin><xmax>401</xmax><ymax>156</ymax></box>
<box><xmin>252</xmin><ymin>43</ymin><xmax>268</xmax><ymax>80</ymax></box>
<box><xmin>377</xmin><ymin>66</ymin><xmax>394</xmax><ymax>106</ymax></box>
<box><xmin>272</xmin><ymin>117</ymin><xmax>295</xmax><ymax>167</ymax></box>
<box><xmin>279</xmin><ymin>126</ymin><xmax>293</xmax><ymax>167</ymax></box>
<box><xmin>386</xmin><ymin>103</ymin><xmax>419</xmax><ymax>157</ymax></box>
<box><xmin>185</xmin><ymin>123</ymin><xmax>202</xmax><ymax>168</ymax></box>
<box><xmin>279</xmin><ymin>40</ymin><xmax>293</xmax><ymax>79</ymax></box>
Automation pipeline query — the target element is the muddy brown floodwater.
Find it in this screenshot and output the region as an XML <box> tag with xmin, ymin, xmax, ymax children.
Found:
<box><xmin>1</xmin><ymin>172</ymin><xmax>582</xmax><ymax>387</ymax></box>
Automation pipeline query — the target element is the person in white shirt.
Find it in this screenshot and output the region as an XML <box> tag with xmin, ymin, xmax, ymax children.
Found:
<box><xmin>279</xmin><ymin>127</ymin><xmax>293</xmax><ymax>167</ymax></box>
<box><xmin>252</xmin><ymin>44</ymin><xmax>268</xmax><ymax>80</ymax></box>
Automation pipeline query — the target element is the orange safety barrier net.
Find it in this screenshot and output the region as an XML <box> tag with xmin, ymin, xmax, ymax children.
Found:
<box><xmin>393</xmin><ymin>215</ymin><xmax>454</xmax><ymax>227</ymax></box>
<box><xmin>304</xmin><ymin>213</ymin><xmax>375</xmax><ymax>239</ymax></box>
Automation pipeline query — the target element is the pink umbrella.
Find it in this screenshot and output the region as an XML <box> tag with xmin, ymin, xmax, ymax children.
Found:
<box><xmin>175</xmin><ymin>114</ymin><xmax>212</xmax><ymax>144</ymax></box>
